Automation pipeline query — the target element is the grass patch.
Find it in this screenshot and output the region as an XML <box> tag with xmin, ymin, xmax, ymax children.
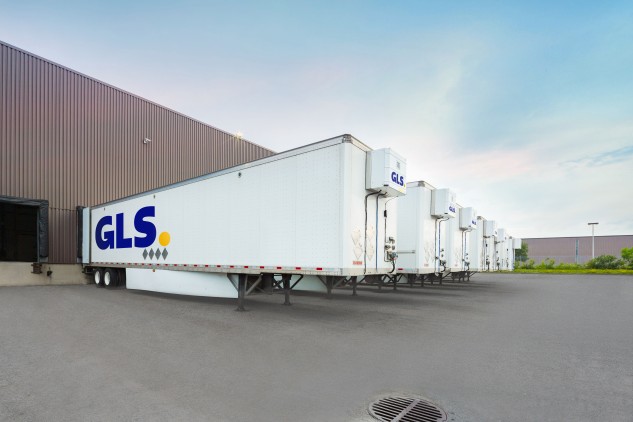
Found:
<box><xmin>514</xmin><ymin>249</ymin><xmax>633</xmax><ymax>274</ymax></box>
<box><xmin>510</xmin><ymin>269</ymin><xmax>633</xmax><ymax>275</ymax></box>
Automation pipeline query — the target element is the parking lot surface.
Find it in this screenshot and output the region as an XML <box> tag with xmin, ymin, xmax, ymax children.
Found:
<box><xmin>1</xmin><ymin>273</ymin><xmax>632</xmax><ymax>421</ymax></box>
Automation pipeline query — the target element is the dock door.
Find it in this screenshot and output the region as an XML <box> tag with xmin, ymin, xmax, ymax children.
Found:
<box><xmin>0</xmin><ymin>196</ymin><xmax>48</xmax><ymax>263</ymax></box>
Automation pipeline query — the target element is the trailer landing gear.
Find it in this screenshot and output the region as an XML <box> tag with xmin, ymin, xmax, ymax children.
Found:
<box><xmin>236</xmin><ymin>274</ymin><xmax>247</xmax><ymax>312</ymax></box>
<box><xmin>282</xmin><ymin>275</ymin><xmax>292</xmax><ymax>306</ymax></box>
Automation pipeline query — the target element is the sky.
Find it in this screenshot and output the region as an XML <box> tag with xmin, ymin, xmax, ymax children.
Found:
<box><xmin>1</xmin><ymin>0</ymin><xmax>632</xmax><ymax>238</ymax></box>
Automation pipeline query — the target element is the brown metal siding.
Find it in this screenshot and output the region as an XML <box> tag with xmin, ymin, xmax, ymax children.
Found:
<box><xmin>524</xmin><ymin>236</ymin><xmax>633</xmax><ymax>264</ymax></box>
<box><xmin>1</xmin><ymin>41</ymin><xmax>275</xmax><ymax>263</ymax></box>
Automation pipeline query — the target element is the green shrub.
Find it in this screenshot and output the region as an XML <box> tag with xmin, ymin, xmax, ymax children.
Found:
<box><xmin>586</xmin><ymin>255</ymin><xmax>622</xmax><ymax>269</ymax></box>
<box><xmin>516</xmin><ymin>259</ymin><xmax>535</xmax><ymax>269</ymax></box>
<box><xmin>537</xmin><ymin>258</ymin><xmax>556</xmax><ymax>269</ymax></box>
<box><xmin>621</xmin><ymin>247</ymin><xmax>633</xmax><ymax>269</ymax></box>
<box><xmin>556</xmin><ymin>262</ymin><xmax>584</xmax><ymax>270</ymax></box>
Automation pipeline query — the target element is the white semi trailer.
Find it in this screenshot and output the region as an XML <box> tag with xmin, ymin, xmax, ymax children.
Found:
<box><xmin>468</xmin><ymin>216</ymin><xmax>485</xmax><ymax>273</ymax></box>
<box><xmin>447</xmin><ymin>206</ymin><xmax>477</xmax><ymax>281</ymax></box>
<box><xmin>445</xmin><ymin>204</ymin><xmax>463</xmax><ymax>276</ymax></box>
<box><xmin>499</xmin><ymin>229</ymin><xmax>522</xmax><ymax>271</ymax></box>
<box><xmin>80</xmin><ymin>134</ymin><xmax>406</xmax><ymax>309</ymax></box>
<box><xmin>482</xmin><ymin>219</ymin><xmax>498</xmax><ymax>271</ymax></box>
<box><xmin>395</xmin><ymin>181</ymin><xmax>457</xmax><ymax>285</ymax></box>
<box><xmin>496</xmin><ymin>228</ymin><xmax>508</xmax><ymax>270</ymax></box>
<box><xmin>510</xmin><ymin>237</ymin><xmax>522</xmax><ymax>270</ymax></box>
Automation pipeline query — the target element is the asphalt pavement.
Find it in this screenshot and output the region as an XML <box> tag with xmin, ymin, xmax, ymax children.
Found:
<box><xmin>1</xmin><ymin>273</ymin><xmax>632</xmax><ymax>421</ymax></box>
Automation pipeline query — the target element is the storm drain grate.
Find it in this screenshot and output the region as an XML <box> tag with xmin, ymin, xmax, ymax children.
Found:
<box><xmin>369</xmin><ymin>396</ymin><xmax>447</xmax><ymax>422</ymax></box>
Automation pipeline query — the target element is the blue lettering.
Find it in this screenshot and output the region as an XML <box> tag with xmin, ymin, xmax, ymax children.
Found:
<box><xmin>391</xmin><ymin>171</ymin><xmax>405</xmax><ymax>186</ymax></box>
<box><xmin>134</xmin><ymin>206</ymin><xmax>156</xmax><ymax>247</ymax></box>
<box><xmin>115</xmin><ymin>213</ymin><xmax>133</xmax><ymax>248</ymax></box>
<box><xmin>96</xmin><ymin>207</ymin><xmax>159</xmax><ymax>250</ymax></box>
<box><xmin>95</xmin><ymin>216</ymin><xmax>115</xmax><ymax>250</ymax></box>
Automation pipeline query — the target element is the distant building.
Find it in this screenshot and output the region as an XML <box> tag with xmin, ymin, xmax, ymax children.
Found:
<box><xmin>523</xmin><ymin>235</ymin><xmax>633</xmax><ymax>264</ymax></box>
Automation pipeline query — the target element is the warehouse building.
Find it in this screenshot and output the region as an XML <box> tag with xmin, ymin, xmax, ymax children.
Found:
<box><xmin>523</xmin><ymin>235</ymin><xmax>633</xmax><ymax>264</ymax></box>
<box><xmin>0</xmin><ymin>40</ymin><xmax>274</xmax><ymax>285</ymax></box>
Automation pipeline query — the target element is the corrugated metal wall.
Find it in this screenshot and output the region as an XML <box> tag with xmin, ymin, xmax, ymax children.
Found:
<box><xmin>523</xmin><ymin>235</ymin><xmax>633</xmax><ymax>264</ymax></box>
<box><xmin>1</xmin><ymin>41</ymin><xmax>275</xmax><ymax>263</ymax></box>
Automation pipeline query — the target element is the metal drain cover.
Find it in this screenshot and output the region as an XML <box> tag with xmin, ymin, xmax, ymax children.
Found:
<box><xmin>369</xmin><ymin>396</ymin><xmax>447</xmax><ymax>422</ymax></box>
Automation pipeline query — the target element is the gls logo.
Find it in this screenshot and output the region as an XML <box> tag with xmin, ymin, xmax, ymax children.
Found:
<box><xmin>391</xmin><ymin>171</ymin><xmax>404</xmax><ymax>186</ymax></box>
<box><xmin>449</xmin><ymin>205</ymin><xmax>456</xmax><ymax>213</ymax></box>
<box><xmin>96</xmin><ymin>206</ymin><xmax>170</xmax><ymax>250</ymax></box>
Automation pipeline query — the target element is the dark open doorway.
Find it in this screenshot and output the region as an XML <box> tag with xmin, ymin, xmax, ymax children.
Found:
<box><xmin>0</xmin><ymin>196</ymin><xmax>48</xmax><ymax>263</ymax></box>
<box><xmin>0</xmin><ymin>202</ymin><xmax>38</xmax><ymax>262</ymax></box>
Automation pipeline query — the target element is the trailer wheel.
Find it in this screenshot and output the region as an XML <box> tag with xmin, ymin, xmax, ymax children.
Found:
<box><xmin>104</xmin><ymin>268</ymin><xmax>119</xmax><ymax>288</ymax></box>
<box><xmin>94</xmin><ymin>268</ymin><xmax>104</xmax><ymax>287</ymax></box>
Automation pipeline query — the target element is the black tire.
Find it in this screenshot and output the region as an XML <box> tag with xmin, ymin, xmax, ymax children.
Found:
<box><xmin>94</xmin><ymin>268</ymin><xmax>104</xmax><ymax>287</ymax></box>
<box><xmin>104</xmin><ymin>268</ymin><xmax>119</xmax><ymax>288</ymax></box>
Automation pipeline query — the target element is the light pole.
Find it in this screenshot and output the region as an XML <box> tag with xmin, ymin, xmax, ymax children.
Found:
<box><xmin>588</xmin><ymin>222</ymin><xmax>598</xmax><ymax>259</ymax></box>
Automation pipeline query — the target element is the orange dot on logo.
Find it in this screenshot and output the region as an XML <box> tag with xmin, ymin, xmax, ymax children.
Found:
<box><xmin>159</xmin><ymin>231</ymin><xmax>170</xmax><ymax>246</ymax></box>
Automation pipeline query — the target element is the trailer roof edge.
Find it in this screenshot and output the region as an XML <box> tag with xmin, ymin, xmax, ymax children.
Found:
<box><xmin>89</xmin><ymin>134</ymin><xmax>371</xmax><ymax>208</ymax></box>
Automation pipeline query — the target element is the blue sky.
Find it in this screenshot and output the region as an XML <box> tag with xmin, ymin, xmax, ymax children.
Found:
<box><xmin>1</xmin><ymin>0</ymin><xmax>632</xmax><ymax>238</ymax></box>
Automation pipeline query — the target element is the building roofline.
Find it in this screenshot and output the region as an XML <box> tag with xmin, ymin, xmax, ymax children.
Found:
<box><xmin>524</xmin><ymin>235</ymin><xmax>633</xmax><ymax>240</ymax></box>
<box><xmin>0</xmin><ymin>39</ymin><xmax>275</xmax><ymax>155</ymax></box>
